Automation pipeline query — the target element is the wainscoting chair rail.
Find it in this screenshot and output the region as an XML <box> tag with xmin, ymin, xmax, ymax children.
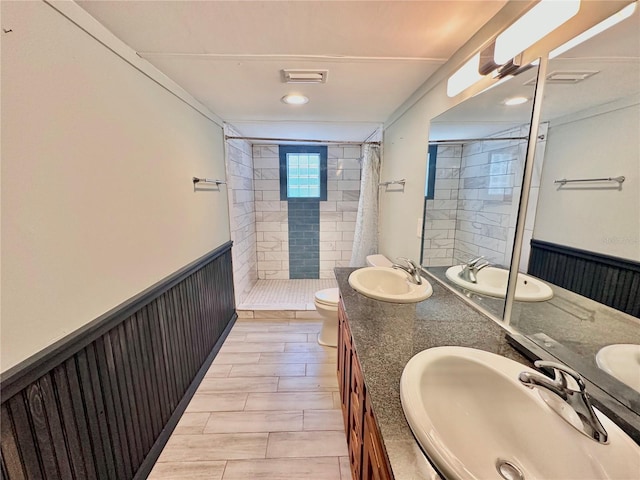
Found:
<box><xmin>0</xmin><ymin>241</ymin><xmax>236</xmax><ymax>480</ymax></box>
<box><xmin>528</xmin><ymin>239</ymin><xmax>640</xmax><ymax>317</ymax></box>
<box><xmin>0</xmin><ymin>240</ymin><xmax>234</xmax><ymax>399</ymax></box>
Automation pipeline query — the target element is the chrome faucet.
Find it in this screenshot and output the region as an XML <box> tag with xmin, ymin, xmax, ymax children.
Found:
<box><xmin>519</xmin><ymin>360</ymin><xmax>608</xmax><ymax>444</ymax></box>
<box><xmin>392</xmin><ymin>257</ymin><xmax>423</xmax><ymax>285</ymax></box>
<box><xmin>458</xmin><ymin>256</ymin><xmax>490</xmax><ymax>283</ymax></box>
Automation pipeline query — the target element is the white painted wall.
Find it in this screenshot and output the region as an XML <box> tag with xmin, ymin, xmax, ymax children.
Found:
<box><xmin>533</xmin><ymin>99</ymin><xmax>640</xmax><ymax>261</ymax></box>
<box><xmin>1</xmin><ymin>2</ymin><xmax>230</xmax><ymax>372</ymax></box>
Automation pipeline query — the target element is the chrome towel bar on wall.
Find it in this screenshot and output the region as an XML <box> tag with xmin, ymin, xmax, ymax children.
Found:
<box><xmin>554</xmin><ymin>176</ymin><xmax>625</xmax><ymax>186</ymax></box>
<box><xmin>379</xmin><ymin>179</ymin><xmax>406</xmax><ymax>187</ymax></box>
<box><xmin>193</xmin><ymin>177</ymin><xmax>227</xmax><ymax>185</ymax></box>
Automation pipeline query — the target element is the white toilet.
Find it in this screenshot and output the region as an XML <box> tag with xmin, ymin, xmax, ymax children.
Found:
<box><xmin>315</xmin><ymin>288</ymin><xmax>340</xmax><ymax>347</ymax></box>
<box><xmin>315</xmin><ymin>255</ymin><xmax>394</xmax><ymax>347</ymax></box>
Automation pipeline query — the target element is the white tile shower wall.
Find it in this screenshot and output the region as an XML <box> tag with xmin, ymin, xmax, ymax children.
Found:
<box><xmin>225</xmin><ymin>126</ymin><xmax>258</xmax><ymax>305</ymax></box>
<box><xmin>253</xmin><ymin>145</ymin><xmax>289</xmax><ymax>280</ymax></box>
<box><xmin>253</xmin><ymin>144</ymin><xmax>362</xmax><ymax>280</ymax></box>
<box><xmin>320</xmin><ymin>145</ymin><xmax>362</xmax><ymax>279</ymax></box>
<box><xmin>422</xmin><ymin>145</ymin><xmax>462</xmax><ymax>267</ymax></box>
<box><xmin>454</xmin><ymin>126</ymin><xmax>528</xmax><ymax>267</ymax></box>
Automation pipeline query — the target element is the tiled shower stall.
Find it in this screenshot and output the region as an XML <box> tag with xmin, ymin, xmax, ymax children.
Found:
<box><xmin>225</xmin><ymin>136</ymin><xmax>363</xmax><ymax>308</ymax></box>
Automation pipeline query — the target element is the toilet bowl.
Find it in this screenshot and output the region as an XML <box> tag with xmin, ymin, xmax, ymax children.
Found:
<box><xmin>315</xmin><ymin>288</ymin><xmax>340</xmax><ymax>347</ymax></box>
<box><xmin>366</xmin><ymin>254</ymin><xmax>394</xmax><ymax>268</ymax></box>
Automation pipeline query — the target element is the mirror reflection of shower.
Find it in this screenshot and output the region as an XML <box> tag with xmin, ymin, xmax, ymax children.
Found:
<box><xmin>421</xmin><ymin>128</ymin><xmax>542</xmax><ymax>270</ymax></box>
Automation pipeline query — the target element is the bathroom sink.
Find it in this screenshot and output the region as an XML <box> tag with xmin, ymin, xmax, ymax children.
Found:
<box><xmin>596</xmin><ymin>344</ymin><xmax>640</xmax><ymax>393</ymax></box>
<box><xmin>348</xmin><ymin>267</ymin><xmax>433</xmax><ymax>303</ymax></box>
<box><xmin>400</xmin><ymin>346</ymin><xmax>640</xmax><ymax>480</ymax></box>
<box><xmin>445</xmin><ymin>265</ymin><xmax>553</xmax><ymax>302</ymax></box>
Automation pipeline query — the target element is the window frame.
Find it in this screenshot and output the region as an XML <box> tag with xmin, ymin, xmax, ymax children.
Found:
<box><xmin>279</xmin><ymin>145</ymin><xmax>328</xmax><ymax>201</ymax></box>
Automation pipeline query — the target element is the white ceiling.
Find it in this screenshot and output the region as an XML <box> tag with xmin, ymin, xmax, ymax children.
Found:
<box><xmin>76</xmin><ymin>0</ymin><xmax>508</xmax><ymax>141</ymax></box>
<box><xmin>430</xmin><ymin>6</ymin><xmax>640</xmax><ymax>140</ymax></box>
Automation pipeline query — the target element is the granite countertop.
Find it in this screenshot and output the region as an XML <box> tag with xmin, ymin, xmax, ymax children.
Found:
<box><xmin>428</xmin><ymin>266</ymin><xmax>640</xmax><ymax>359</ymax></box>
<box><xmin>427</xmin><ymin>266</ymin><xmax>640</xmax><ymax>414</ymax></box>
<box><xmin>335</xmin><ymin>268</ymin><xmax>533</xmax><ymax>480</ymax></box>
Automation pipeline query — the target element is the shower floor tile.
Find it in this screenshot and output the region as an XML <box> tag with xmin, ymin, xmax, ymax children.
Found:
<box><xmin>239</xmin><ymin>279</ymin><xmax>338</xmax><ymax>311</ymax></box>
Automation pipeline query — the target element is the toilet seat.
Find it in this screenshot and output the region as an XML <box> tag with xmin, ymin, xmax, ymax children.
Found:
<box><xmin>314</xmin><ymin>288</ymin><xmax>339</xmax><ymax>307</ymax></box>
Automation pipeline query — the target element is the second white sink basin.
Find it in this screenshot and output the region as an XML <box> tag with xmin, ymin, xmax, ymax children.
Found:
<box><xmin>445</xmin><ymin>265</ymin><xmax>553</xmax><ymax>302</ymax></box>
<box><xmin>596</xmin><ymin>344</ymin><xmax>640</xmax><ymax>393</ymax></box>
<box><xmin>400</xmin><ymin>346</ymin><xmax>640</xmax><ymax>480</ymax></box>
<box><xmin>348</xmin><ymin>267</ymin><xmax>433</xmax><ymax>303</ymax></box>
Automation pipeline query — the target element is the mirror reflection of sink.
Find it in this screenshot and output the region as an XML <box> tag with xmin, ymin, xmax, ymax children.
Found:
<box><xmin>400</xmin><ymin>346</ymin><xmax>640</xmax><ymax>480</ymax></box>
<box><xmin>445</xmin><ymin>265</ymin><xmax>553</xmax><ymax>302</ymax></box>
<box><xmin>348</xmin><ymin>267</ymin><xmax>433</xmax><ymax>303</ymax></box>
<box><xmin>596</xmin><ymin>344</ymin><xmax>640</xmax><ymax>393</ymax></box>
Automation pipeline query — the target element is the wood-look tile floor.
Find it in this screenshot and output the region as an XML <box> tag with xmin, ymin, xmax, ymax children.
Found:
<box><xmin>149</xmin><ymin>317</ymin><xmax>350</xmax><ymax>480</ymax></box>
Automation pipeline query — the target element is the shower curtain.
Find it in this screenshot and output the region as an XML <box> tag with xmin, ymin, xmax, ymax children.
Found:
<box><xmin>350</xmin><ymin>144</ymin><xmax>381</xmax><ymax>267</ymax></box>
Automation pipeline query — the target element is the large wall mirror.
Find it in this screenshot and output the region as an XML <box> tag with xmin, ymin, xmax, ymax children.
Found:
<box><xmin>421</xmin><ymin>62</ymin><xmax>540</xmax><ymax>321</ymax></box>
<box><xmin>422</xmin><ymin>6</ymin><xmax>639</xmax><ymax>414</ymax></box>
<box><xmin>507</xmin><ymin>8</ymin><xmax>640</xmax><ymax>411</ymax></box>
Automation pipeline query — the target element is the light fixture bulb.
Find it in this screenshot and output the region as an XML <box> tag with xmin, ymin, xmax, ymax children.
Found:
<box><xmin>494</xmin><ymin>0</ymin><xmax>581</xmax><ymax>65</ymax></box>
<box><xmin>550</xmin><ymin>2</ymin><xmax>637</xmax><ymax>59</ymax></box>
<box><xmin>281</xmin><ymin>94</ymin><xmax>309</xmax><ymax>105</ymax></box>
<box><xmin>447</xmin><ymin>53</ymin><xmax>483</xmax><ymax>97</ymax></box>
<box><xmin>504</xmin><ymin>96</ymin><xmax>529</xmax><ymax>106</ymax></box>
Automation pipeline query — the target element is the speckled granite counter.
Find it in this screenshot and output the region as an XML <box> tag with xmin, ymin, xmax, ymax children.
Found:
<box><xmin>428</xmin><ymin>266</ymin><xmax>640</xmax><ymax>358</ymax></box>
<box><xmin>427</xmin><ymin>266</ymin><xmax>640</xmax><ymax>414</ymax></box>
<box><xmin>335</xmin><ymin>268</ymin><xmax>533</xmax><ymax>480</ymax></box>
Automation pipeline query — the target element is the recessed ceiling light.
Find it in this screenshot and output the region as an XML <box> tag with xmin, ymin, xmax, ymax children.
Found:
<box><xmin>504</xmin><ymin>96</ymin><xmax>529</xmax><ymax>106</ymax></box>
<box><xmin>281</xmin><ymin>94</ymin><xmax>309</xmax><ymax>105</ymax></box>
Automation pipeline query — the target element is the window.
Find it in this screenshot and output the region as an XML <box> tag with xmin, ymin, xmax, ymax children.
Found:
<box><xmin>279</xmin><ymin>145</ymin><xmax>327</xmax><ymax>200</ymax></box>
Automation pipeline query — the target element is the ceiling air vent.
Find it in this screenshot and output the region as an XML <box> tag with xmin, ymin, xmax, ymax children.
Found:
<box><xmin>281</xmin><ymin>69</ymin><xmax>328</xmax><ymax>84</ymax></box>
<box><xmin>525</xmin><ymin>70</ymin><xmax>599</xmax><ymax>85</ymax></box>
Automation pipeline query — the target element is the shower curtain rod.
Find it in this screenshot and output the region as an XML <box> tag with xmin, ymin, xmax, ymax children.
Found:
<box><xmin>429</xmin><ymin>136</ymin><xmax>529</xmax><ymax>144</ymax></box>
<box><xmin>224</xmin><ymin>135</ymin><xmax>380</xmax><ymax>145</ymax></box>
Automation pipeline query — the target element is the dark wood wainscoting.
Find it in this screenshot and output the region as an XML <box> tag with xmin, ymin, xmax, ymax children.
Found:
<box><xmin>529</xmin><ymin>239</ymin><xmax>640</xmax><ymax>318</ymax></box>
<box><xmin>0</xmin><ymin>242</ymin><xmax>236</xmax><ymax>479</ymax></box>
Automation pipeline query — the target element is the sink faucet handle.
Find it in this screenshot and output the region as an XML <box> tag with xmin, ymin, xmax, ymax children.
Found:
<box><xmin>396</xmin><ymin>256</ymin><xmax>411</xmax><ymax>267</ymax></box>
<box><xmin>407</xmin><ymin>258</ymin><xmax>420</xmax><ymax>270</ymax></box>
<box><xmin>535</xmin><ymin>360</ymin><xmax>586</xmax><ymax>392</ymax></box>
<box><xmin>466</xmin><ymin>256</ymin><xmax>485</xmax><ymax>266</ymax></box>
<box><xmin>397</xmin><ymin>257</ymin><xmax>420</xmax><ymax>271</ymax></box>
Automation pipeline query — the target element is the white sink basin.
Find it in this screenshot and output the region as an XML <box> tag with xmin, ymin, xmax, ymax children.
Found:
<box><xmin>445</xmin><ymin>265</ymin><xmax>553</xmax><ymax>302</ymax></box>
<box><xmin>400</xmin><ymin>346</ymin><xmax>640</xmax><ymax>480</ymax></box>
<box><xmin>596</xmin><ymin>344</ymin><xmax>640</xmax><ymax>393</ymax></box>
<box><xmin>348</xmin><ymin>267</ymin><xmax>433</xmax><ymax>303</ymax></box>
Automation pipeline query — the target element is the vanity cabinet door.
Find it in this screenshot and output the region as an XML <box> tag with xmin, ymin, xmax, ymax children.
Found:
<box><xmin>363</xmin><ymin>396</ymin><xmax>393</xmax><ymax>480</ymax></box>
<box><xmin>349</xmin><ymin>352</ymin><xmax>365</xmax><ymax>479</ymax></box>
<box><xmin>339</xmin><ymin>299</ymin><xmax>393</xmax><ymax>480</ymax></box>
<box><xmin>338</xmin><ymin>301</ymin><xmax>352</xmax><ymax>430</ymax></box>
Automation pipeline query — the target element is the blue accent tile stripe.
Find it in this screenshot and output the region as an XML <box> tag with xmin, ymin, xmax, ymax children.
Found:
<box><xmin>288</xmin><ymin>199</ymin><xmax>320</xmax><ymax>279</ymax></box>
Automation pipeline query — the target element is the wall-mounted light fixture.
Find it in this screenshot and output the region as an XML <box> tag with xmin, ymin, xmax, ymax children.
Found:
<box><xmin>494</xmin><ymin>0</ymin><xmax>581</xmax><ymax>65</ymax></box>
<box><xmin>446</xmin><ymin>53</ymin><xmax>482</xmax><ymax>97</ymax></box>
<box><xmin>550</xmin><ymin>1</ymin><xmax>637</xmax><ymax>59</ymax></box>
<box><xmin>446</xmin><ymin>0</ymin><xmax>636</xmax><ymax>99</ymax></box>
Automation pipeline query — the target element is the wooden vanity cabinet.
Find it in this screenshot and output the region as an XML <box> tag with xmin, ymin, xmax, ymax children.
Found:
<box><xmin>338</xmin><ymin>300</ymin><xmax>393</xmax><ymax>480</ymax></box>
